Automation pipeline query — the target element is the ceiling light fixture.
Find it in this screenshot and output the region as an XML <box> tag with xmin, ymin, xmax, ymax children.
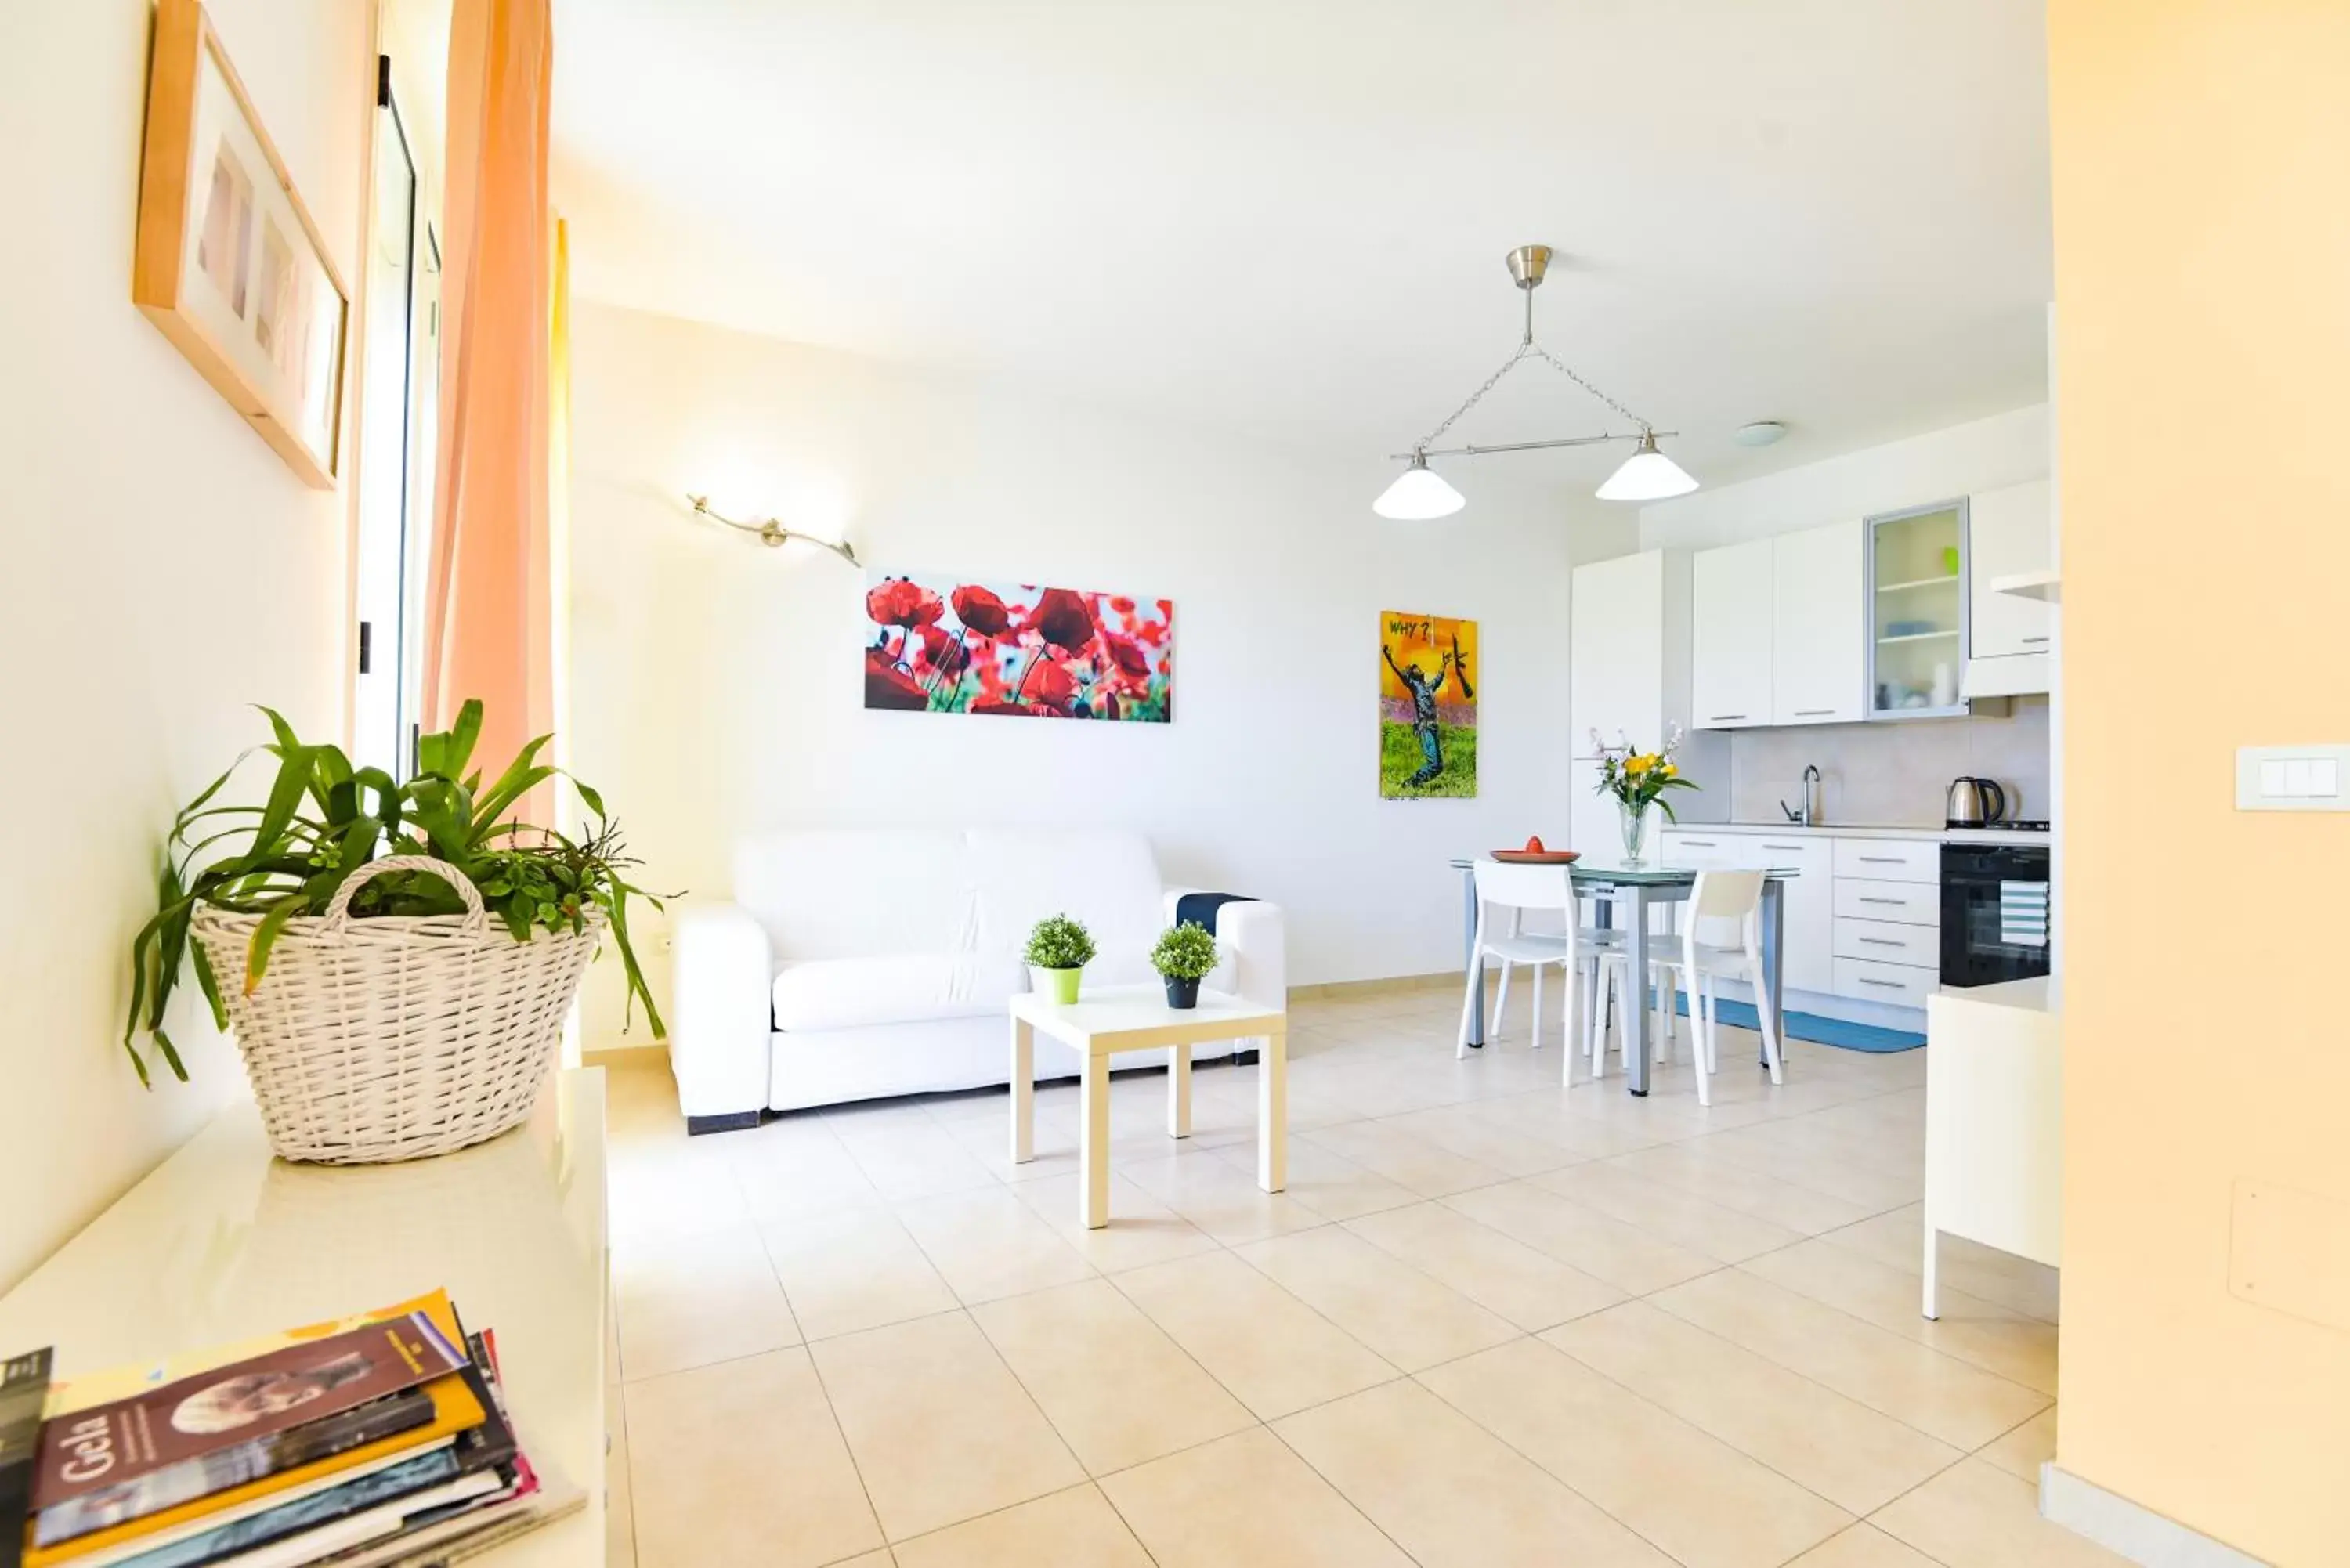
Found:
<box><xmin>1733</xmin><ymin>420</ymin><xmax>1788</xmax><ymax>447</ymax></box>
<box><xmin>1377</xmin><ymin>244</ymin><xmax>1695</xmax><ymax>515</ymax></box>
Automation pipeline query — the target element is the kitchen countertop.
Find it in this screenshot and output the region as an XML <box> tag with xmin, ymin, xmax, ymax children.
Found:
<box><xmin>1663</xmin><ymin>821</ymin><xmax>2052</xmax><ymax>847</ymax></box>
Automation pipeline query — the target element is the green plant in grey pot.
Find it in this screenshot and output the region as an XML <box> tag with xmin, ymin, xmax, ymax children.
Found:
<box><xmin>1150</xmin><ymin>921</ymin><xmax>1219</xmax><ymax>1010</ymax></box>
<box><xmin>1024</xmin><ymin>913</ymin><xmax>1096</xmax><ymax>1004</ymax></box>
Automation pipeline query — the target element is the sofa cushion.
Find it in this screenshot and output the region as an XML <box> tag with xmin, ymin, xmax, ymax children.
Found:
<box><xmin>734</xmin><ymin>829</ymin><xmax>977</xmax><ymax>960</ymax></box>
<box><xmin>771</xmin><ymin>952</ymin><xmax>1024</xmax><ymax>1033</ymax></box>
<box><xmin>967</xmin><ymin>828</ymin><xmax>1163</xmax><ymax>987</ymax></box>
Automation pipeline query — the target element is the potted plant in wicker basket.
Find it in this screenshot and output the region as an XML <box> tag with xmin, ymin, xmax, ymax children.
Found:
<box><xmin>125</xmin><ymin>700</ymin><xmax>666</xmax><ymax>1164</ymax></box>
<box><xmin>1149</xmin><ymin>921</ymin><xmax>1218</xmax><ymax>1010</ymax></box>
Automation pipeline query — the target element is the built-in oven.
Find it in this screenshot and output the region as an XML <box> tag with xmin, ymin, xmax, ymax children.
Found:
<box><xmin>1940</xmin><ymin>840</ymin><xmax>2052</xmax><ymax>987</ymax></box>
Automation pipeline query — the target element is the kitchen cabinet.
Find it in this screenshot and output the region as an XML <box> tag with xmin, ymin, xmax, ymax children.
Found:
<box><xmin>1770</xmin><ymin>520</ymin><xmax>1867</xmax><ymax>725</ymax></box>
<box><xmin>1569</xmin><ymin>551</ymin><xmax>1726</xmax><ymax>857</ymax></box>
<box><xmin>1658</xmin><ymin>829</ymin><xmax>1834</xmax><ymax>997</ymax></box>
<box><xmin>1964</xmin><ymin>479</ymin><xmax>2054</xmax><ymax>698</ymax></box>
<box><xmin>1867</xmin><ymin>500</ymin><xmax>1971</xmax><ymax>720</ymax></box>
<box><xmin>1690</xmin><ymin>537</ymin><xmax>1775</xmax><ymax>729</ymax></box>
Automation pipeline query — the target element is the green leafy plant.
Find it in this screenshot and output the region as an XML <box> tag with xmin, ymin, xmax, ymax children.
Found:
<box><xmin>1023</xmin><ymin>913</ymin><xmax>1096</xmax><ymax>971</ymax></box>
<box><xmin>124</xmin><ymin>699</ymin><xmax>668</xmax><ymax>1086</ymax></box>
<box><xmin>1149</xmin><ymin>922</ymin><xmax>1219</xmax><ymax>981</ymax></box>
<box><xmin>1589</xmin><ymin>724</ymin><xmax>1702</xmax><ymax>820</ymax></box>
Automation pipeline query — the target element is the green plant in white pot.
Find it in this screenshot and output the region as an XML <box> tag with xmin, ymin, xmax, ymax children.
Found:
<box><xmin>1150</xmin><ymin>921</ymin><xmax>1219</xmax><ymax>1010</ymax></box>
<box><xmin>1024</xmin><ymin>913</ymin><xmax>1096</xmax><ymax>1004</ymax></box>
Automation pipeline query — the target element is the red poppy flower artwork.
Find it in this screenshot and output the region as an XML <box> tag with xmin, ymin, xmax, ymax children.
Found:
<box><xmin>864</xmin><ymin>569</ymin><xmax>1174</xmax><ymax>722</ymax></box>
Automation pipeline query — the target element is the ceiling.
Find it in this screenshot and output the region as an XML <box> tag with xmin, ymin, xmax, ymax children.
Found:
<box><xmin>550</xmin><ymin>0</ymin><xmax>2052</xmax><ymax>491</ymax></box>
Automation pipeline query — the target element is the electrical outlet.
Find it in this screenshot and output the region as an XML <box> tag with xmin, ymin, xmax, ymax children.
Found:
<box><xmin>2236</xmin><ymin>746</ymin><xmax>2350</xmax><ymax>811</ymax></box>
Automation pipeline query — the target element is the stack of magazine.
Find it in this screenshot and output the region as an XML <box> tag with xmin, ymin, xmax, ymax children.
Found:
<box><xmin>0</xmin><ymin>1292</ymin><xmax>578</xmax><ymax>1568</ymax></box>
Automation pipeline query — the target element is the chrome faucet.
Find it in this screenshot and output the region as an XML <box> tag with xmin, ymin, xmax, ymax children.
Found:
<box><xmin>1779</xmin><ymin>764</ymin><xmax>1824</xmax><ymax>827</ymax></box>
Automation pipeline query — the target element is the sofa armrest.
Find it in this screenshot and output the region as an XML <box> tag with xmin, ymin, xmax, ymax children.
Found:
<box><xmin>670</xmin><ymin>902</ymin><xmax>773</xmax><ymax>1129</ymax></box>
<box><xmin>1162</xmin><ymin>887</ymin><xmax>1287</xmax><ymax>1010</ymax></box>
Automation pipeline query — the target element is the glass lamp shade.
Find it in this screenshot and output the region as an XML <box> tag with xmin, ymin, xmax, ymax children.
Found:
<box><xmin>1372</xmin><ymin>456</ymin><xmax>1466</xmax><ymax>520</ymax></box>
<box><xmin>1596</xmin><ymin>435</ymin><xmax>1699</xmax><ymax>501</ymax></box>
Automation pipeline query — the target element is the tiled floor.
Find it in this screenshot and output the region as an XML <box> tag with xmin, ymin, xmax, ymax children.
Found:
<box><xmin>598</xmin><ymin>986</ymin><xmax>2117</xmax><ymax>1568</ymax></box>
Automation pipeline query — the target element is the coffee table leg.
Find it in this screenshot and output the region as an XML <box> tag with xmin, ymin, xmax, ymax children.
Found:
<box><xmin>1010</xmin><ymin>1017</ymin><xmax>1035</xmax><ymax>1165</ymax></box>
<box><xmin>1080</xmin><ymin>1050</ymin><xmax>1111</xmax><ymax>1229</ymax></box>
<box><xmin>1169</xmin><ymin>1041</ymin><xmax>1192</xmax><ymax>1139</ymax></box>
<box><xmin>1257</xmin><ymin>1028</ymin><xmax>1287</xmax><ymax>1193</ymax></box>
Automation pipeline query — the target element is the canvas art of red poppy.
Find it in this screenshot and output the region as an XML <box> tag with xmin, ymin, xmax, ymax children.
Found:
<box><xmin>864</xmin><ymin>573</ymin><xmax>1174</xmax><ymax>722</ymax></box>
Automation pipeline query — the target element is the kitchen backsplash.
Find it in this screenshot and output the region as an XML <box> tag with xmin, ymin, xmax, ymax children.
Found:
<box><xmin>1729</xmin><ymin>697</ymin><xmax>2050</xmax><ymax>827</ymax></box>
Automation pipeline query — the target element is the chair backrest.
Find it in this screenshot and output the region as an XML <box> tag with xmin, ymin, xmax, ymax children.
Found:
<box><xmin>1473</xmin><ymin>858</ymin><xmax>1577</xmax><ymax>915</ymax></box>
<box><xmin>1687</xmin><ymin>869</ymin><xmax>1766</xmax><ymax>931</ymax></box>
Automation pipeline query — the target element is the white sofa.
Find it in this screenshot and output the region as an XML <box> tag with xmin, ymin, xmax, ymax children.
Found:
<box><xmin>668</xmin><ymin>828</ymin><xmax>1285</xmax><ymax>1129</ymax></box>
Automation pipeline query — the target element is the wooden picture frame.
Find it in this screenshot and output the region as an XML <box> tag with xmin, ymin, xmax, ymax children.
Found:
<box><xmin>133</xmin><ymin>0</ymin><xmax>350</xmax><ymax>487</ymax></box>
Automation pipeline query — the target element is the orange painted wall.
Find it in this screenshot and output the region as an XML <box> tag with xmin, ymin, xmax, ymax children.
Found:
<box><xmin>2048</xmin><ymin>1</ymin><xmax>2350</xmax><ymax>1560</ymax></box>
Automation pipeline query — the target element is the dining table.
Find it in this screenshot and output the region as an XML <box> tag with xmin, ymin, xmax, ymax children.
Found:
<box><xmin>1450</xmin><ymin>854</ymin><xmax>1795</xmax><ymax>1096</ymax></box>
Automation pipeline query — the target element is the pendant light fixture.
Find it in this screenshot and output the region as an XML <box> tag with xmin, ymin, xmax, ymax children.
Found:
<box><xmin>1376</xmin><ymin>244</ymin><xmax>1695</xmax><ymax>515</ymax></box>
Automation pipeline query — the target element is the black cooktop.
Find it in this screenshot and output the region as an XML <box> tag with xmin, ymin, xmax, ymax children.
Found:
<box><xmin>1945</xmin><ymin>818</ymin><xmax>2051</xmax><ymax>832</ymax></box>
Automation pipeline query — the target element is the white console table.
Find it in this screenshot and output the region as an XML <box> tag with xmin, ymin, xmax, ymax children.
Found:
<box><xmin>0</xmin><ymin>1068</ymin><xmax>610</xmax><ymax>1565</ymax></box>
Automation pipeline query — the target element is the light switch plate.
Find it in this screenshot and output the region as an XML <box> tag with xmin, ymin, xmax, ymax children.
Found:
<box><xmin>2236</xmin><ymin>745</ymin><xmax>2350</xmax><ymax>811</ymax></box>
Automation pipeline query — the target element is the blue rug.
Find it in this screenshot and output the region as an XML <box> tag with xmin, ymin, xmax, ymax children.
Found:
<box><xmin>1665</xmin><ymin>992</ymin><xmax>1925</xmax><ymax>1053</ymax></box>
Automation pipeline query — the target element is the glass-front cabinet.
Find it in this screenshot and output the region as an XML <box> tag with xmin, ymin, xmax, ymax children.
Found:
<box><xmin>1865</xmin><ymin>499</ymin><xmax>1969</xmax><ymax>720</ymax></box>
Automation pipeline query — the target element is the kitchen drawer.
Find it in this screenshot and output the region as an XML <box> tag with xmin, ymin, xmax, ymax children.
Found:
<box><xmin>1834</xmin><ymin>917</ymin><xmax>1939</xmax><ymax>968</ymax></box>
<box><xmin>1658</xmin><ymin>831</ymin><xmax>1752</xmax><ymax>869</ymax></box>
<box><xmin>1832</xmin><ymin>837</ymin><xmax>1941</xmax><ymax>883</ymax></box>
<box><xmin>1835</xmin><ymin>957</ymin><xmax>1940</xmax><ymax>1008</ymax></box>
<box><xmin>1834</xmin><ymin>877</ymin><xmax>1942</xmax><ymax>927</ymax></box>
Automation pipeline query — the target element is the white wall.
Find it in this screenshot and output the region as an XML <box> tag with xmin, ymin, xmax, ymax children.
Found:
<box><xmin>0</xmin><ymin>2</ymin><xmax>368</xmax><ymax>1288</ymax></box>
<box><xmin>566</xmin><ymin>303</ymin><xmax>1630</xmax><ymax>1041</ymax></box>
<box><xmin>1638</xmin><ymin>403</ymin><xmax>2050</xmax><ymax>551</ymax></box>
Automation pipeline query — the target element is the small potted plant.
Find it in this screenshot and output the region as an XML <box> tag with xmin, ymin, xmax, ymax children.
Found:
<box><xmin>1149</xmin><ymin>921</ymin><xmax>1219</xmax><ymax>1010</ymax></box>
<box><xmin>1024</xmin><ymin>913</ymin><xmax>1096</xmax><ymax>1004</ymax></box>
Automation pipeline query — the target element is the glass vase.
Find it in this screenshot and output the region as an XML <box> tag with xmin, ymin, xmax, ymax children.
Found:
<box><xmin>1617</xmin><ymin>800</ymin><xmax>1651</xmax><ymax>866</ymax></box>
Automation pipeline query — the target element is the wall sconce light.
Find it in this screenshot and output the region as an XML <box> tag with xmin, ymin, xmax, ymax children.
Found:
<box><xmin>686</xmin><ymin>493</ymin><xmax>860</xmax><ymax>565</ymax></box>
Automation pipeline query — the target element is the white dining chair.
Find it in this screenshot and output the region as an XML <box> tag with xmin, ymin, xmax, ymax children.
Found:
<box><xmin>1456</xmin><ymin>859</ymin><xmax>1620</xmax><ymax>1083</ymax></box>
<box><xmin>1594</xmin><ymin>869</ymin><xmax>1784</xmax><ymax>1106</ymax></box>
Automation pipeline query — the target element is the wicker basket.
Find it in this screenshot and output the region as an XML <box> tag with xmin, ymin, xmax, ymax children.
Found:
<box><xmin>191</xmin><ymin>855</ymin><xmax>603</xmax><ymax>1164</ymax></box>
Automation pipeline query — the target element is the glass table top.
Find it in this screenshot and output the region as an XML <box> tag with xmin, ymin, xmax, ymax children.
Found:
<box><xmin>1448</xmin><ymin>854</ymin><xmax>1799</xmax><ymax>883</ymax></box>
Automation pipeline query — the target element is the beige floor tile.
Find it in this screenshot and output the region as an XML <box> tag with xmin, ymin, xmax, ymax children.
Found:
<box><xmin>1099</xmin><ymin>1427</ymin><xmax>1414</xmax><ymax>1568</ymax></box>
<box><xmin>1343</xmin><ymin>1201</ymin><xmax>1624</xmax><ymax>1331</ymax></box>
<box><xmin>1441</xmin><ymin>1179</ymin><xmax>1719</xmax><ymax>1295</ymax></box>
<box><xmin>1545</xmin><ymin>1302</ymin><xmax>1963</xmax><ymax>1516</ymax></box>
<box><xmin>1212</xmin><ymin>1136</ymin><xmax>1419</xmax><ymax>1222</ymax></box>
<box><xmin>1116</xmin><ymin>1148</ymin><xmax>1330</xmax><ymax>1245</ymax></box>
<box><xmin>1871</xmin><ymin>1458</ymin><xmax>2133</xmax><ymax>1566</ymax></box>
<box><xmin>1302</xmin><ymin>1119</ymin><xmax>1508</xmax><ymax>1197</ymax></box>
<box><xmin>971</xmin><ymin>1279</ymin><xmax>1253</xmax><ymax>1474</ymax></box>
<box><xmin>1830</xmin><ymin>1206</ymin><xmax>2063</xmax><ymax>1321</ymax></box>
<box><xmin>1003</xmin><ymin>1168</ymin><xmax>1221</xmax><ymax>1273</ymax></box>
<box><xmin>1419</xmin><ymin>1339</ymin><xmax>1852</xmax><ymax>1568</ymax></box>
<box><xmin>1786</xmin><ymin>1523</ymin><xmax>1944</xmax><ymax>1566</ymax></box>
<box><xmin>1234</xmin><ymin>1226</ymin><xmax>1519</xmax><ymax>1371</ymax></box>
<box><xmin>893</xmin><ymin>1185</ymin><xmax>1098</xmax><ymax>1304</ymax></box>
<box><xmin>830</xmin><ymin>1555</ymin><xmax>896</xmax><ymax>1567</ymax></box>
<box><xmin>607</xmin><ymin>1138</ymin><xmax>752</xmax><ymax>1247</ymax></box>
<box><xmin>1533</xmin><ymin>1160</ymin><xmax>1809</xmax><ymax>1263</ymax></box>
<box><xmin>614</xmin><ymin>1221</ymin><xmax>801</xmax><ymax>1382</ymax></box>
<box><xmin>723</xmin><ymin>1116</ymin><xmax>883</xmax><ymax>1221</ymax></box>
<box><xmin>1650</xmin><ymin>1268</ymin><xmax>2050</xmax><ymax>1449</ymax></box>
<box><xmin>1112</xmin><ymin>1250</ymin><xmax>1397</xmax><ymax>1418</ymax></box>
<box><xmin>761</xmin><ymin>1206</ymin><xmax>961</xmax><ymax>1342</ymax></box>
<box><xmin>809</xmin><ymin>1312</ymin><xmax>1084</xmax><ymax>1542</ymax></box>
<box><xmin>834</xmin><ymin>1119</ymin><xmax>1006</xmax><ymax>1201</ymax></box>
<box><xmin>1274</xmin><ymin>1380</ymin><xmax>1673</xmax><ymax>1567</ymax></box>
<box><xmin>1742</xmin><ymin>1237</ymin><xmax>2059</xmax><ymax>1393</ymax></box>
<box><xmin>1693</xmin><ymin>1128</ymin><xmax>1923</xmax><ymax>1213</ymax></box>
<box><xmin>1372</xmin><ymin>1104</ymin><xmax>1589</xmax><ymax>1178</ymax></box>
<box><xmin>1976</xmin><ymin>1407</ymin><xmax>2058</xmax><ymax>1482</ymax></box>
<box><xmin>891</xmin><ymin>1483</ymin><xmax>1152</xmax><ymax>1568</ymax></box>
<box><xmin>1598</xmin><ymin>1142</ymin><xmax>1886</xmax><ymax>1235</ymax></box>
<box><xmin>625</xmin><ymin>1349</ymin><xmax>881</xmax><ymax>1568</ymax></box>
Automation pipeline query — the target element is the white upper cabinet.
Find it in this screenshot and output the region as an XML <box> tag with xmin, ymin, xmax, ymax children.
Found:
<box><xmin>1690</xmin><ymin>537</ymin><xmax>1775</xmax><ymax>729</ymax></box>
<box><xmin>1770</xmin><ymin>520</ymin><xmax>1867</xmax><ymax>725</ymax></box>
<box><xmin>1969</xmin><ymin>479</ymin><xmax>2055</xmax><ymax>661</ymax></box>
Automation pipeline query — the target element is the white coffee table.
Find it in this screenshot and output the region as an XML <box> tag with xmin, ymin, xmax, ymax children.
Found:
<box><xmin>1009</xmin><ymin>985</ymin><xmax>1289</xmax><ymax>1228</ymax></box>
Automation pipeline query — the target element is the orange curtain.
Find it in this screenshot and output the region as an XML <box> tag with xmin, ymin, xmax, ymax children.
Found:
<box><xmin>421</xmin><ymin>0</ymin><xmax>555</xmax><ymax>779</ymax></box>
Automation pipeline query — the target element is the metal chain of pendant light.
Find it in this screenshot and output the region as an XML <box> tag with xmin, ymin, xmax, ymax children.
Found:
<box><xmin>1373</xmin><ymin>245</ymin><xmax>1699</xmax><ymax>519</ymax></box>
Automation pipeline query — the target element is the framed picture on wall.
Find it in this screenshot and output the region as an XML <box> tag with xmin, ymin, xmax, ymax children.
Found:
<box><xmin>1379</xmin><ymin>609</ymin><xmax>1477</xmax><ymax>798</ymax></box>
<box><xmin>132</xmin><ymin>0</ymin><xmax>350</xmax><ymax>487</ymax></box>
<box><xmin>863</xmin><ymin>571</ymin><xmax>1174</xmax><ymax>721</ymax></box>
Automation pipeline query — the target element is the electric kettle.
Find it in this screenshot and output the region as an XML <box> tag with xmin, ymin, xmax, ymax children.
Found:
<box><xmin>1947</xmin><ymin>776</ymin><xmax>2007</xmax><ymax>826</ymax></box>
